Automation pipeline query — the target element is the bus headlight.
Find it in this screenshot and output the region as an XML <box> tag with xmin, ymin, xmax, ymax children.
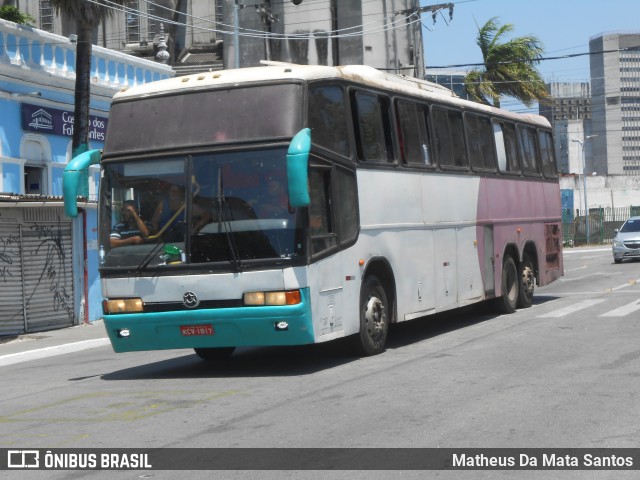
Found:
<box><xmin>243</xmin><ymin>290</ymin><xmax>301</xmax><ymax>306</ymax></box>
<box><xmin>103</xmin><ymin>298</ymin><xmax>143</xmax><ymax>314</ymax></box>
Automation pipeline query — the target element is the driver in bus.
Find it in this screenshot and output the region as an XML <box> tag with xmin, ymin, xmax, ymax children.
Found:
<box><xmin>151</xmin><ymin>184</ymin><xmax>211</xmax><ymax>238</ymax></box>
<box><xmin>252</xmin><ymin>176</ymin><xmax>290</xmax><ymax>218</ymax></box>
<box><xmin>110</xmin><ymin>200</ymin><xmax>151</xmax><ymax>248</ymax></box>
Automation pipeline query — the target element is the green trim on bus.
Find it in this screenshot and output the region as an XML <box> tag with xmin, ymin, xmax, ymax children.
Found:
<box><xmin>103</xmin><ymin>288</ymin><xmax>314</xmax><ymax>352</ymax></box>
<box><xmin>286</xmin><ymin>128</ymin><xmax>311</xmax><ymax>207</ymax></box>
<box><xmin>63</xmin><ymin>149</ymin><xmax>102</xmax><ymax>218</ymax></box>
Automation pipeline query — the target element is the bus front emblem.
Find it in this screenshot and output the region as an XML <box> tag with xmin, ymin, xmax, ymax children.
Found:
<box><xmin>183</xmin><ymin>292</ymin><xmax>200</xmax><ymax>309</ymax></box>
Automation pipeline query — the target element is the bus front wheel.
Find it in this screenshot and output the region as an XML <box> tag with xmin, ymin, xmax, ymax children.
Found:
<box><xmin>354</xmin><ymin>275</ymin><xmax>389</xmax><ymax>356</ymax></box>
<box><xmin>194</xmin><ymin>347</ymin><xmax>235</xmax><ymax>361</ymax></box>
<box><xmin>497</xmin><ymin>255</ymin><xmax>518</xmax><ymax>314</ymax></box>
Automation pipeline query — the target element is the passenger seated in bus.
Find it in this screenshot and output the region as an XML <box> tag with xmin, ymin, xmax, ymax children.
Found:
<box><xmin>251</xmin><ymin>176</ymin><xmax>290</xmax><ymax>218</ymax></box>
<box><xmin>151</xmin><ymin>184</ymin><xmax>211</xmax><ymax>239</ymax></box>
<box><xmin>110</xmin><ymin>200</ymin><xmax>151</xmax><ymax>247</ymax></box>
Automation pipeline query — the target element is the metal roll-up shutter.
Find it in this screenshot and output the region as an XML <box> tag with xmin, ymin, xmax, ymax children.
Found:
<box><xmin>21</xmin><ymin>207</ymin><xmax>74</xmax><ymax>332</ymax></box>
<box><xmin>0</xmin><ymin>220</ymin><xmax>26</xmax><ymax>335</ymax></box>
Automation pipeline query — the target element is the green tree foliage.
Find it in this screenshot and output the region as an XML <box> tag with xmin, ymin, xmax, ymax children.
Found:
<box><xmin>0</xmin><ymin>5</ymin><xmax>35</xmax><ymax>25</ymax></box>
<box><xmin>50</xmin><ymin>0</ymin><xmax>124</xmax><ymax>156</ymax></box>
<box><xmin>464</xmin><ymin>17</ymin><xmax>548</xmax><ymax>108</ymax></box>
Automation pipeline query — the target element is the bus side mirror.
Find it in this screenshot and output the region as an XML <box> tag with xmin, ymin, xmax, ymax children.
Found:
<box><xmin>286</xmin><ymin>128</ymin><xmax>311</xmax><ymax>207</ymax></box>
<box><xmin>63</xmin><ymin>149</ymin><xmax>102</xmax><ymax>218</ymax></box>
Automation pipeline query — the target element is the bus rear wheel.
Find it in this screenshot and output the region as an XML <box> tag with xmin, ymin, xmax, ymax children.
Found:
<box><xmin>496</xmin><ymin>255</ymin><xmax>518</xmax><ymax>314</ymax></box>
<box><xmin>194</xmin><ymin>347</ymin><xmax>235</xmax><ymax>361</ymax></box>
<box><xmin>353</xmin><ymin>275</ymin><xmax>389</xmax><ymax>356</ymax></box>
<box><xmin>517</xmin><ymin>254</ymin><xmax>535</xmax><ymax>309</ymax></box>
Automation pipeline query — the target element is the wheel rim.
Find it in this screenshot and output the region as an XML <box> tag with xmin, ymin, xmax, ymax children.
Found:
<box><xmin>521</xmin><ymin>264</ymin><xmax>535</xmax><ymax>297</ymax></box>
<box><xmin>506</xmin><ymin>263</ymin><xmax>518</xmax><ymax>302</ymax></box>
<box><xmin>364</xmin><ymin>295</ymin><xmax>386</xmax><ymax>342</ymax></box>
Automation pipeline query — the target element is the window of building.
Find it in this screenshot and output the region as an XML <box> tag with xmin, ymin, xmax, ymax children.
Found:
<box><xmin>39</xmin><ymin>0</ymin><xmax>53</xmax><ymax>33</ymax></box>
<box><xmin>125</xmin><ymin>0</ymin><xmax>141</xmax><ymax>44</ymax></box>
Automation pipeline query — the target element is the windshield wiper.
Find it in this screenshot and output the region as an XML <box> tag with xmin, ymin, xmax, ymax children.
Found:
<box><xmin>217</xmin><ymin>167</ymin><xmax>242</xmax><ymax>271</ymax></box>
<box><xmin>136</xmin><ymin>222</ymin><xmax>182</xmax><ymax>271</ymax></box>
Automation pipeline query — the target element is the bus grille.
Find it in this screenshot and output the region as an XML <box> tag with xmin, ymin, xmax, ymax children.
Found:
<box><xmin>143</xmin><ymin>299</ymin><xmax>243</xmax><ymax>312</ymax></box>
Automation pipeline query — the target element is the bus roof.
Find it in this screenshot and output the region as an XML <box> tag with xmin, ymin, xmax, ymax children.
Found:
<box><xmin>114</xmin><ymin>63</ymin><xmax>550</xmax><ymax>128</ymax></box>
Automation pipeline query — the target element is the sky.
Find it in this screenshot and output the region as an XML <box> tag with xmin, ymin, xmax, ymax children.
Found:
<box><xmin>420</xmin><ymin>0</ymin><xmax>640</xmax><ymax>113</ymax></box>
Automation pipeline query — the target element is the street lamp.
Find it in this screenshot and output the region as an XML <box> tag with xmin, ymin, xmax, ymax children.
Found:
<box><xmin>571</xmin><ymin>134</ymin><xmax>598</xmax><ymax>243</ymax></box>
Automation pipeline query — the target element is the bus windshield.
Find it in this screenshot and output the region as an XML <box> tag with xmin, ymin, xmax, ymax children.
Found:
<box><xmin>100</xmin><ymin>147</ymin><xmax>306</xmax><ymax>270</ymax></box>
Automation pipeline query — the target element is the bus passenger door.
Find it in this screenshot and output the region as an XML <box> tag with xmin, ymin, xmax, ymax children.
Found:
<box><xmin>308</xmin><ymin>165</ymin><xmax>344</xmax><ymax>339</ymax></box>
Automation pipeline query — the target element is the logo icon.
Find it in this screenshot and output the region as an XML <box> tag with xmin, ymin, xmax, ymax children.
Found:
<box><xmin>8</xmin><ymin>450</ymin><xmax>40</xmax><ymax>469</ymax></box>
<box><xmin>28</xmin><ymin>109</ymin><xmax>53</xmax><ymax>130</ymax></box>
<box><xmin>183</xmin><ymin>291</ymin><xmax>199</xmax><ymax>309</ymax></box>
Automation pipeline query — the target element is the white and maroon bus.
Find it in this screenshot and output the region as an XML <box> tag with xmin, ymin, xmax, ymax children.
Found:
<box><xmin>64</xmin><ymin>64</ymin><xmax>563</xmax><ymax>359</ymax></box>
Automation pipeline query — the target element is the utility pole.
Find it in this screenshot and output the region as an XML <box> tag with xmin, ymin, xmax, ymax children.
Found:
<box><xmin>256</xmin><ymin>2</ymin><xmax>278</xmax><ymax>61</ymax></box>
<box><xmin>233</xmin><ymin>0</ymin><xmax>243</xmax><ymax>68</ymax></box>
<box><xmin>396</xmin><ymin>2</ymin><xmax>454</xmax><ymax>76</ymax></box>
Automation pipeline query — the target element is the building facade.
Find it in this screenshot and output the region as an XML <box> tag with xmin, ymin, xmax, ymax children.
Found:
<box><xmin>0</xmin><ymin>18</ymin><xmax>172</xmax><ymax>334</ymax></box>
<box><xmin>222</xmin><ymin>0</ymin><xmax>424</xmax><ymax>77</ymax></box>
<box><xmin>14</xmin><ymin>0</ymin><xmax>424</xmax><ymax>77</ymax></box>
<box><xmin>540</xmin><ymin>82</ymin><xmax>592</xmax><ymax>175</ymax></box>
<box><xmin>590</xmin><ymin>32</ymin><xmax>640</xmax><ymax>175</ymax></box>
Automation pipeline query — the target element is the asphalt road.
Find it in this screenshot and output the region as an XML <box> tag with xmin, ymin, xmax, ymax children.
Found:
<box><xmin>1</xmin><ymin>246</ymin><xmax>639</xmax><ymax>480</ymax></box>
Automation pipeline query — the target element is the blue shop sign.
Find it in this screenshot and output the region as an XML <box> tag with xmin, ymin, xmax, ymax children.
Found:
<box><xmin>21</xmin><ymin>103</ymin><xmax>108</xmax><ymax>141</ymax></box>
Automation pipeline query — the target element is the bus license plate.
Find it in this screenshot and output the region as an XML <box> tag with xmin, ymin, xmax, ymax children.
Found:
<box><xmin>180</xmin><ymin>325</ymin><xmax>214</xmax><ymax>336</ymax></box>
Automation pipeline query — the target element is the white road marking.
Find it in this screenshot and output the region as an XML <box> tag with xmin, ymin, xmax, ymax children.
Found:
<box><xmin>600</xmin><ymin>299</ymin><xmax>640</xmax><ymax>317</ymax></box>
<box><xmin>0</xmin><ymin>338</ymin><xmax>110</xmax><ymax>367</ymax></box>
<box><xmin>537</xmin><ymin>299</ymin><xmax>607</xmax><ymax>318</ymax></box>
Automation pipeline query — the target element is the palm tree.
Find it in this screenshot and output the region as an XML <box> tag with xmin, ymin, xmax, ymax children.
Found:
<box><xmin>0</xmin><ymin>5</ymin><xmax>34</xmax><ymax>25</ymax></box>
<box><xmin>464</xmin><ymin>17</ymin><xmax>548</xmax><ymax>108</ymax></box>
<box><xmin>50</xmin><ymin>0</ymin><xmax>124</xmax><ymax>157</ymax></box>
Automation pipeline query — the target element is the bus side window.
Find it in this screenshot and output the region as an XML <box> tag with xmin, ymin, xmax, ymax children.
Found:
<box><xmin>494</xmin><ymin>121</ymin><xmax>520</xmax><ymax>175</ymax></box>
<box><xmin>539</xmin><ymin>130</ymin><xmax>558</xmax><ymax>178</ymax></box>
<box><xmin>308</xmin><ymin>84</ymin><xmax>350</xmax><ymax>158</ymax></box>
<box><xmin>396</xmin><ymin>100</ymin><xmax>432</xmax><ymax>166</ymax></box>
<box><xmin>353</xmin><ymin>91</ymin><xmax>394</xmax><ymax>163</ymax></box>
<box><xmin>309</xmin><ymin>168</ymin><xmax>337</xmax><ymax>256</ymax></box>
<box><xmin>519</xmin><ymin>126</ymin><xmax>541</xmax><ymax>176</ymax></box>
<box><xmin>466</xmin><ymin>114</ymin><xmax>496</xmax><ymax>171</ymax></box>
<box><xmin>333</xmin><ymin>165</ymin><xmax>358</xmax><ymax>246</ymax></box>
<box><xmin>434</xmin><ymin>107</ymin><xmax>468</xmax><ymax>169</ymax></box>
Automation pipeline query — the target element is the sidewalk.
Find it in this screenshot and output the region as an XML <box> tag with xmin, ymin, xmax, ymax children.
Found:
<box><xmin>0</xmin><ymin>320</ymin><xmax>110</xmax><ymax>365</ymax></box>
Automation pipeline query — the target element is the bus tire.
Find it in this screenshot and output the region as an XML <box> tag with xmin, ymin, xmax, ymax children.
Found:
<box><xmin>353</xmin><ymin>275</ymin><xmax>389</xmax><ymax>356</ymax></box>
<box><xmin>497</xmin><ymin>255</ymin><xmax>518</xmax><ymax>314</ymax></box>
<box><xmin>194</xmin><ymin>347</ymin><xmax>235</xmax><ymax>361</ymax></box>
<box><xmin>517</xmin><ymin>254</ymin><xmax>535</xmax><ymax>309</ymax></box>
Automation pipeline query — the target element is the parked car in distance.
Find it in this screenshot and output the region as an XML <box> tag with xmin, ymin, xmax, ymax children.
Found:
<box><xmin>612</xmin><ymin>216</ymin><xmax>640</xmax><ymax>263</ymax></box>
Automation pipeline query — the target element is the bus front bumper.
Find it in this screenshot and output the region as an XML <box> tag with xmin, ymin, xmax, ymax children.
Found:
<box><xmin>103</xmin><ymin>288</ymin><xmax>314</xmax><ymax>352</ymax></box>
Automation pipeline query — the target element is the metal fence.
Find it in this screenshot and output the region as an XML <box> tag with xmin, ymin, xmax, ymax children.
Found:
<box><xmin>562</xmin><ymin>206</ymin><xmax>640</xmax><ymax>246</ymax></box>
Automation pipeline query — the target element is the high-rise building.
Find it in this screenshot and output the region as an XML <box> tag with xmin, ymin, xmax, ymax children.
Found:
<box><xmin>540</xmin><ymin>82</ymin><xmax>592</xmax><ymax>174</ymax></box>
<box><xmin>590</xmin><ymin>32</ymin><xmax>640</xmax><ymax>175</ymax></box>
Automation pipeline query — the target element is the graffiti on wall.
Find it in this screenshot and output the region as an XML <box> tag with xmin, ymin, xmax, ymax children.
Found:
<box><xmin>1</xmin><ymin>221</ymin><xmax>74</xmax><ymax>323</ymax></box>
